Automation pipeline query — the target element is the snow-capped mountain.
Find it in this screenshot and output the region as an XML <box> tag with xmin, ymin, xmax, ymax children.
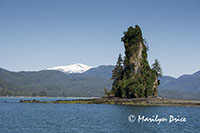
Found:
<box><xmin>46</xmin><ymin>63</ymin><xmax>93</xmax><ymax>73</ymax></box>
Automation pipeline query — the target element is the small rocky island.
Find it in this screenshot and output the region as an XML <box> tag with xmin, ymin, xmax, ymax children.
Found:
<box><xmin>20</xmin><ymin>25</ymin><xmax>200</xmax><ymax>107</ymax></box>
<box><xmin>109</xmin><ymin>25</ymin><xmax>159</xmax><ymax>98</ymax></box>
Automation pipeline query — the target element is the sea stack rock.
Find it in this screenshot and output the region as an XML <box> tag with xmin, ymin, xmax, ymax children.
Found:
<box><xmin>111</xmin><ymin>25</ymin><xmax>158</xmax><ymax>98</ymax></box>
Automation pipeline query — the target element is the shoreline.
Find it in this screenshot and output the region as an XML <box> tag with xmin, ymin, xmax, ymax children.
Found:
<box><xmin>0</xmin><ymin>96</ymin><xmax>99</xmax><ymax>99</ymax></box>
<box><xmin>19</xmin><ymin>97</ymin><xmax>200</xmax><ymax>107</ymax></box>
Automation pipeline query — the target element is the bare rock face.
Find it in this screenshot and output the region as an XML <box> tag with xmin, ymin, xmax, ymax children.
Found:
<box><xmin>130</xmin><ymin>42</ymin><xmax>143</xmax><ymax>75</ymax></box>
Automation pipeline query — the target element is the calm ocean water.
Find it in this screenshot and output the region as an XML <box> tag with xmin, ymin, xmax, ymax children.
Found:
<box><xmin>0</xmin><ymin>97</ymin><xmax>199</xmax><ymax>133</ymax></box>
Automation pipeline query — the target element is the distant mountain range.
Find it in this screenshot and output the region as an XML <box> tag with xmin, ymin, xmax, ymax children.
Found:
<box><xmin>159</xmin><ymin>71</ymin><xmax>200</xmax><ymax>100</ymax></box>
<box><xmin>160</xmin><ymin>71</ymin><xmax>200</xmax><ymax>91</ymax></box>
<box><xmin>0</xmin><ymin>65</ymin><xmax>113</xmax><ymax>97</ymax></box>
<box><xmin>0</xmin><ymin>64</ymin><xmax>200</xmax><ymax>99</ymax></box>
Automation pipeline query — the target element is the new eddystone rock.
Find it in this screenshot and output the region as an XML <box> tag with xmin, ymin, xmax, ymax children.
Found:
<box><xmin>110</xmin><ymin>25</ymin><xmax>159</xmax><ymax>98</ymax></box>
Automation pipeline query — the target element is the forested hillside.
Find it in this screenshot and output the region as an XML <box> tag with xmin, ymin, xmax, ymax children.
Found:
<box><xmin>0</xmin><ymin>68</ymin><xmax>112</xmax><ymax>97</ymax></box>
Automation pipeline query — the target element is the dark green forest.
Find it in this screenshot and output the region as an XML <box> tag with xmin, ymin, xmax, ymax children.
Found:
<box><xmin>0</xmin><ymin>68</ymin><xmax>112</xmax><ymax>97</ymax></box>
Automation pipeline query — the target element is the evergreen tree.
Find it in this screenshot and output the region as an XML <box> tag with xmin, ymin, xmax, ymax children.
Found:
<box><xmin>111</xmin><ymin>54</ymin><xmax>123</xmax><ymax>97</ymax></box>
<box><xmin>152</xmin><ymin>59</ymin><xmax>162</xmax><ymax>77</ymax></box>
<box><xmin>143</xmin><ymin>38</ymin><xmax>149</xmax><ymax>51</ymax></box>
<box><xmin>39</xmin><ymin>91</ymin><xmax>48</xmax><ymax>96</ymax></box>
<box><xmin>111</xmin><ymin>54</ymin><xmax>123</xmax><ymax>80</ymax></box>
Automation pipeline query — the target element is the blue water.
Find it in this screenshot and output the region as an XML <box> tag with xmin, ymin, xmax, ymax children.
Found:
<box><xmin>0</xmin><ymin>97</ymin><xmax>200</xmax><ymax>133</ymax></box>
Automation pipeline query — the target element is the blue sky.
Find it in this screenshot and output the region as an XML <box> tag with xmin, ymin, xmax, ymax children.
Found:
<box><xmin>0</xmin><ymin>0</ymin><xmax>200</xmax><ymax>78</ymax></box>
